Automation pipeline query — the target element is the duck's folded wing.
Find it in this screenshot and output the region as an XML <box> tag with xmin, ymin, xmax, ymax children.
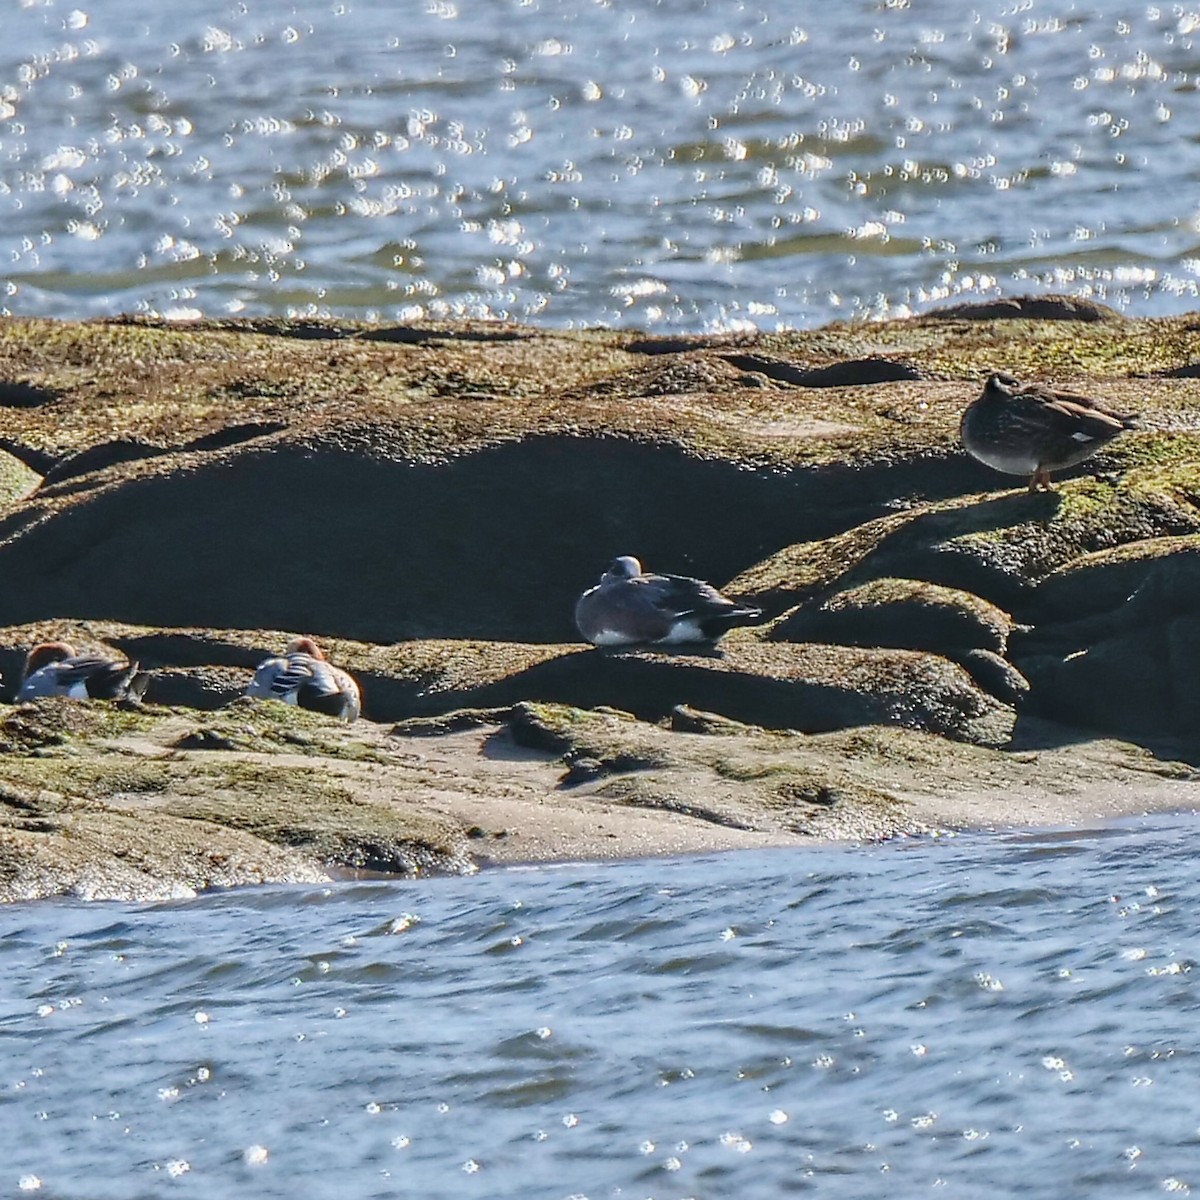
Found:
<box><xmin>246</xmin><ymin>654</ymin><xmax>313</xmax><ymax>701</ymax></box>
<box><xmin>1021</xmin><ymin>387</ymin><xmax>1131</xmax><ymax>438</ymax></box>
<box><xmin>246</xmin><ymin>654</ymin><xmax>359</xmax><ymax>717</ymax></box>
<box><xmin>67</xmin><ymin>657</ymin><xmax>134</xmax><ymax>697</ymax></box>
<box><xmin>19</xmin><ymin>656</ymin><xmax>128</xmax><ymax>700</ymax></box>
<box><xmin>77</xmin><ymin>657</ymin><xmax>138</xmax><ymax>699</ymax></box>
<box><xmin>300</xmin><ymin>663</ymin><xmax>361</xmax><ymax>719</ymax></box>
<box><xmin>643</xmin><ymin>573</ymin><xmax>742</xmax><ymax>618</ymax></box>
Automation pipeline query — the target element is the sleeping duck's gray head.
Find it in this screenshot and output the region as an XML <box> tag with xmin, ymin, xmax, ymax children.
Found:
<box><xmin>986</xmin><ymin>371</ymin><xmax>1021</xmax><ymax>394</ymax></box>
<box><xmin>604</xmin><ymin>555</ymin><xmax>643</xmax><ymax>582</ymax></box>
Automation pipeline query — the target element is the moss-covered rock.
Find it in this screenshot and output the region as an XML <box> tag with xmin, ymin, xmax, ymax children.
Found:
<box><xmin>1029</xmin><ymin>533</ymin><xmax>1200</xmax><ymax>623</ymax></box>
<box><xmin>1009</xmin><ymin>539</ymin><xmax>1200</xmax><ymax>741</ymax></box>
<box><xmin>504</xmin><ymin>701</ymin><xmax>910</xmax><ymax>838</ymax></box>
<box><xmin>0</xmin><ymin>695</ymin><xmax>477</xmax><ymax>901</ymax></box>
<box><xmin>0</xmin><ymin>620</ymin><xmax>1015</xmax><ymax>746</ymax></box>
<box><xmin>1</xmin><ymin>308</ymin><xmax>1200</xmax><ymax>898</ymax></box>
<box><xmin>0</xmin><ymin>310</ymin><xmax>1195</xmax><ymax>647</ymax></box>
<box><xmin>773</xmin><ymin>577</ymin><xmax>1015</xmax><ymax>655</ymax></box>
<box><xmin>734</xmin><ymin>457</ymin><xmax>1200</xmax><ymax>617</ymax></box>
<box><xmin>0</xmin><ymin>448</ymin><xmax>40</xmax><ymax>509</ymax></box>
<box><xmin>480</xmin><ymin>698</ymin><xmax>1192</xmax><ymax>843</ymax></box>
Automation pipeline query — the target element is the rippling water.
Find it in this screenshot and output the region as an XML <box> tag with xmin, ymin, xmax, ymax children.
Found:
<box><xmin>4</xmin><ymin>0</ymin><xmax>1200</xmax><ymax>327</ymax></box>
<box><xmin>4</xmin><ymin>816</ymin><xmax>1198</xmax><ymax>1198</ymax></box>
<box><xmin>6</xmin><ymin>12</ymin><xmax>1200</xmax><ymax>1194</ymax></box>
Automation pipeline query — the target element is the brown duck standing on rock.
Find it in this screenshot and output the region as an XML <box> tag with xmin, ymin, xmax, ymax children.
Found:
<box><xmin>244</xmin><ymin>636</ymin><xmax>362</xmax><ymax>721</ymax></box>
<box><xmin>575</xmin><ymin>555</ymin><xmax>763</xmax><ymax>647</ymax></box>
<box><xmin>16</xmin><ymin>642</ymin><xmax>146</xmax><ymax>702</ymax></box>
<box><xmin>960</xmin><ymin>371</ymin><xmax>1140</xmax><ymax>492</ymax></box>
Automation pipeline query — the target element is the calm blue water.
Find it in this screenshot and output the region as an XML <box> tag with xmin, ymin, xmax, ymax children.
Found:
<box><xmin>4</xmin><ymin>815</ymin><xmax>1199</xmax><ymax>1199</ymax></box>
<box><xmin>3</xmin><ymin>0</ymin><xmax>1200</xmax><ymax>327</ymax></box>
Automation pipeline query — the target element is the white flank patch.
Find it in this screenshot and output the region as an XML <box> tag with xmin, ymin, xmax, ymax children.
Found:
<box><xmin>658</xmin><ymin>619</ymin><xmax>707</xmax><ymax>644</ymax></box>
<box><xmin>590</xmin><ymin>629</ymin><xmax>636</xmax><ymax>646</ymax></box>
<box><xmin>1071</xmin><ymin>431</ymin><xmax>1094</xmax><ymax>441</ymax></box>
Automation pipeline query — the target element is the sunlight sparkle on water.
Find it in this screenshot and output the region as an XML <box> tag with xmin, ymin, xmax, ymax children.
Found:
<box><xmin>2</xmin><ymin>0</ymin><xmax>1199</xmax><ymax>324</ymax></box>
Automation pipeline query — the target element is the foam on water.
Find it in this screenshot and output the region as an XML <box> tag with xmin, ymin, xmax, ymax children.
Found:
<box><xmin>2</xmin><ymin>815</ymin><xmax>1198</xmax><ymax>1198</ymax></box>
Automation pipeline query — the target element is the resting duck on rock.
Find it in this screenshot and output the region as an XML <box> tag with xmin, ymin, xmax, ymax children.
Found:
<box><xmin>961</xmin><ymin>371</ymin><xmax>1140</xmax><ymax>492</ymax></box>
<box><xmin>16</xmin><ymin>642</ymin><xmax>146</xmax><ymax>702</ymax></box>
<box><xmin>575</xmin><ymin>555</ymin><xmax>763</xmax><ymax>647</ymax></box>
<box><xmin>244</xmin><ymin>636</ymin><xmax>362</xmax><ymax>721</ymax></box>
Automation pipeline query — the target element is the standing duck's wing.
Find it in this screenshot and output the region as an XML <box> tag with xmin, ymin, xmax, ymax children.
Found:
<box><xmin>1014</xmin><ymin>383</ymin><xmax>1136</xmax><ymax>441</ymax></box>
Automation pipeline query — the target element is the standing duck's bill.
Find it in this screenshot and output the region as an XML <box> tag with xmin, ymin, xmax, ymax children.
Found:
<box><xmin>244</xmin><ymin>636</ymin><xmax>362</xmax><ymax>721</ymax></box>
<box><xmin>960</xmin><ymin>371</ymin><xmax>1139</xmax><ymax>492</ymax></box>
<box><xmin>16</xmin><ymin>641</ymin><xmax>146</xmax><ymax>702</ymax></box>
<box><xmin>574</xmin><ymin>555</ymin><xmax>763</xmax><ymax>647</ymax></box>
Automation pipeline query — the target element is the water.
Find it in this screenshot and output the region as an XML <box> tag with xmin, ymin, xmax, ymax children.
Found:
<box><xmin>3</xmin><ymin>0</ymin><xmax>1200</xmax><ymax>328</ymax></box>
<box><xmin>5</xmin><ymin>8</ymin><xmax>1199</xmax><ymax>1195</ymax></box>
<box><xmin>4</xmin><ymin>815</ymin><xmax>1199</xmax><ymax>1198</ymax></box>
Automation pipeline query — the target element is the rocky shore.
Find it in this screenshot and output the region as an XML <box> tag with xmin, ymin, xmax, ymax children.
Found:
<box><xmin>1</xmin><ymin>297</ymin><xmax>1198</xmax><ymax>900</ymax></box>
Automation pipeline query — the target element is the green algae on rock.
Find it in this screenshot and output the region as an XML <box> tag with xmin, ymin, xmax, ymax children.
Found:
<box><xmin>773</xmin><ymin>577</ymin><xmax>1015</xmax><ymax>656</ymax></box>
<box><xmin>502</xmin><ymin>700</ymin><xmax>911</xmax><ymax>839</ymax></box>
<box><xmin>0</xmin><ymin>447</ymin><xmax>40</xmax><ymax>509</ymax></box>
<box><xmin>0</xmin><ymin>308</ymin><xmax>1194</xmax><ymax>650</ymax></box>
<box><xmin>0</xmin><ymin>696</ymin><xmax>476</xmax><ymax>902</ymax></box>
<box><xmin>0</xmin><ymin>620</ymin><xmax>1015</xmax><ymax>746</ymax></box>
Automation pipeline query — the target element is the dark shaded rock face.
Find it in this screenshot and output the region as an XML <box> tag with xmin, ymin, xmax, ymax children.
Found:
<box><xmin>0</xmin><ymin>435</ymin><xmax>991</xmax><ymax>645</ymax></box>
<box><xmin>0</xmin><ymin>439</ymin><xmax>784</xmax><ymax>642</ymax></box>
<box><xmin>396</xmin><ymin>641</ymin><xmax>1014</xmax><ymax>746</ymax></box>
<box><xmin>720</xmin><ymin>354</ymin><xmax>923</xmax><ymax>387</ymax></box>
<box><xmin>0</xmin><ymin>381</ymin><xmax>61</xmax><ymax>408</ymax></box>
<box><xmin>1011</xmin><ymin>545</ymin><xmax>1200</xmax><ymax>742</ymax></box>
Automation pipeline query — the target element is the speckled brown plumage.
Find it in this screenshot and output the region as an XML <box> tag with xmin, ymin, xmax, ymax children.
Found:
<box><xmin>961</xmin><ymin>371</ymin><xmax>1139</xmax><ymax>491</ymax></box>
